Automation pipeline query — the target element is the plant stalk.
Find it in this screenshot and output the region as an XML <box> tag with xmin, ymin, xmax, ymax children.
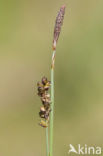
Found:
<box><xmin>46</xmin><ymin>126</ymin><xmax>49</xmax><ymax>156</ymax></box>
<box><xmin>49</xmin><ymin>50</ymin><xmax>56</xmax><ymax>156</ymax></box>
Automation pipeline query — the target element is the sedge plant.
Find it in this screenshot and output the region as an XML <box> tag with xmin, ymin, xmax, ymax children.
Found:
<box><xmin>37</xmin><ymin>5</ymin><xmax>66</xmax><ymax>156</ymax></box>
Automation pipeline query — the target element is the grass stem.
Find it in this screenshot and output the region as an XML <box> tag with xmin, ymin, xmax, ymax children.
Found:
<box><xmin>49</xmin><ymin>50</ymin><xmax>56</xmax><ymax>156</ymax></box>
<box><xmin>46</xmin><ymin>127</ymin><xmax>49</xmax><ymax>156</ymax></box>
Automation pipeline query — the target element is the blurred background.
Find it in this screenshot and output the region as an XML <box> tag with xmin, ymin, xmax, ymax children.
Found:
<box><xmin>0</xmin><ymin>0</ymin><xmax>103</xmax><ymax>156</ymax></box>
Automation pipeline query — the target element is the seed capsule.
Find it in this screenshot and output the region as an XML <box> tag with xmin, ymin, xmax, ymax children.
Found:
<box><xmin>39</xmin><ymin>106</ymin><xmax>46</xmax><ymax>118</ymax></box>
<box><xmin>42</xmin><ymin>77</ymin><xmax>48</xmax><ymax>85</ymax></box>
<box><xmin>39</xmin><ymin>120</ymin><xmax>48</xmax><ymax>128</ymax></box>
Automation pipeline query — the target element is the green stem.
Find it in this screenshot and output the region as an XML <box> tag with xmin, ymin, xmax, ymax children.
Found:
<box><xmin>49</xmin><ymin>50</ymin><xmax>56</xmax><ymax>156</ymax></box>
<box><xmin>46</xmin><ymin>127</ymin><xmax>49</xmax><ymax>156</ymax></box>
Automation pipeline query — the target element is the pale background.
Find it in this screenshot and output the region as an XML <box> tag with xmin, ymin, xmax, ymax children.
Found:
<box><xmin>0</xmin><ymin>0</ymin><xmax>103</xmax><ymax>156</ymax></box>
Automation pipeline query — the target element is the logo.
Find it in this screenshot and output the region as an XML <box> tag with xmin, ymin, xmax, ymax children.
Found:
<box><xmin>68</xmin><ymin>144</ymin><xmax>101</xmax><ymax>155</ymax></box>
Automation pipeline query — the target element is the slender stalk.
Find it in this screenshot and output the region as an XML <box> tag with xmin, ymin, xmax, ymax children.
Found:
<box><xmin>48</xmin><ymin>5</ymin><xmax>65</xmax><ymax>156</ymax></box>
<box><xmin>49</xmin><ymin>50</ymin><xmax>56</xmax><ymax>156</ymax></box>
<box><xmin>46</xmin><ymin>126</ymin><xmax>49</xmax><ymax>156</ymax></box>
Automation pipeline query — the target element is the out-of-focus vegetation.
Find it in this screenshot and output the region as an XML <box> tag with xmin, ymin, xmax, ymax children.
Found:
<box><xmin>0</xmin><ymin>0</ymin><xmax>103</xmax><ymax>156</ymax></box>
